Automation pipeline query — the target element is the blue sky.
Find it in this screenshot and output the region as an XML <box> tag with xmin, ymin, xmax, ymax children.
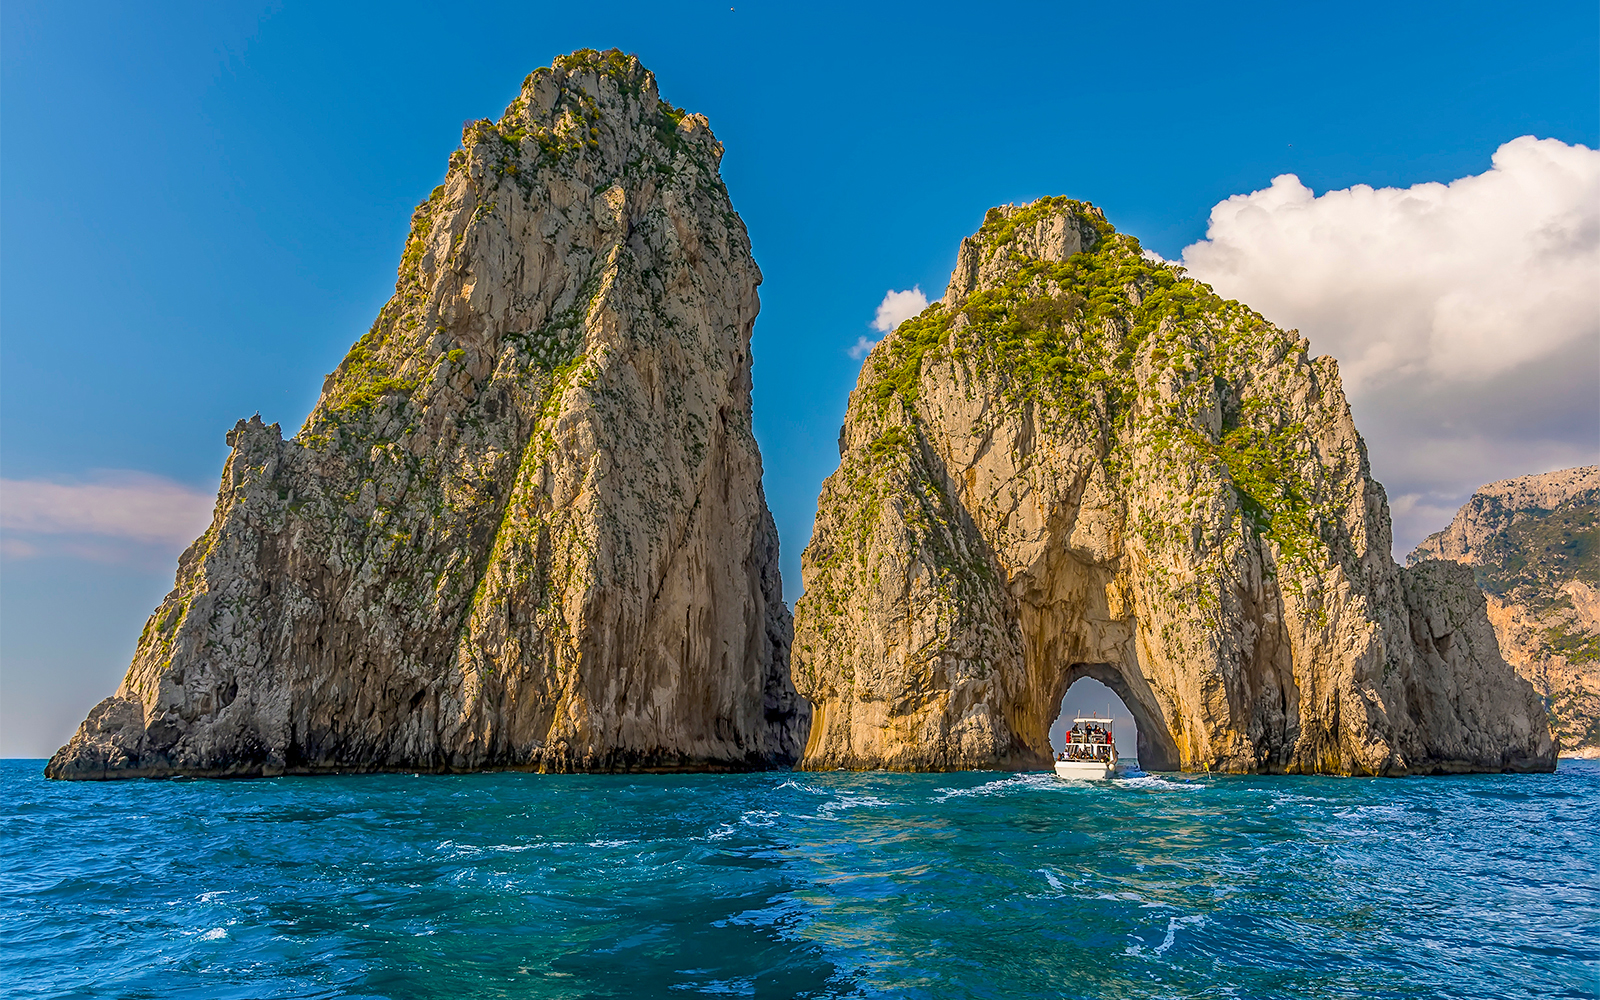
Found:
<box><xmin>3</xmin><ymin>0</ymin><xmax>1597</xmax><ymax>756</ymax></box>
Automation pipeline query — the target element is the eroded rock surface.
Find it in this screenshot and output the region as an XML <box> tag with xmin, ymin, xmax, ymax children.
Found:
<box><xmin>48</xmin><ymin>50</ymin><xmax>806</xmax><ymax>779</ymax></box>
<box><xmin>792</xmin><ymin>198</ymin><xmax>1553</xmax><ymax>775</ymax></box>
<box><xmin>1409</xmin><ymin>467</ymin><xmax>1600</xmax><ymax>756</ymax></box>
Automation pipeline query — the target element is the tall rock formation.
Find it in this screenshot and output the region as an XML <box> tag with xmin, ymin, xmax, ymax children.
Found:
<box><xmin>792</xmin><ymin>198</ymin><xmax>1554</xmax><ymax>775</ymax></box>
<box><xmin>48</xmin><ymin>50</ymin><xmax>807</xmax><ymax>779</ymax></box>
<box><xmin>1409</xmin><ymin>467</ymin><xmax>1600</xmax><ymax>756</ymax></box>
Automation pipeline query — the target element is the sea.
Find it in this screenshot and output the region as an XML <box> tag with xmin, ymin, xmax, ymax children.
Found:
<box><xmin>2</xmin><ymin>758</ymin><xmax>1595</xmax><ymax>999</ymax></box>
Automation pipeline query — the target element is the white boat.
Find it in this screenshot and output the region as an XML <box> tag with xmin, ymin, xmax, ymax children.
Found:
<box><xmin>1054</xmin><ymin>716</ymin><xmax>1118</xmax><ymax>780</ymax></box>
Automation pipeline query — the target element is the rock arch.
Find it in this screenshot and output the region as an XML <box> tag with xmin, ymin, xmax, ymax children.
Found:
<box><xmin>1039</xmin><ymin>661</ymin><xmax>1180</xmax><ymax>772</ymax></box>
<box><xmin>791</xmin><ymin>196</ymin><xmax>1555</xmax><ymax>776</ymax></box>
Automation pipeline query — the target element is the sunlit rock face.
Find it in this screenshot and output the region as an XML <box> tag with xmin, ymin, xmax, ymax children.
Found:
<box><xmin>1410</xmin><ymin>466</ymin><xmax>1600</xmax><ymax>757</ymax></box>
<box><xmin>792</xmin><ymin>198</ymin><xmax>1554</xmax><ymax>775</ymax></box>
<box><xmin>48</xmin><ymin>50</ymin><xmax>807</xmax><ymax>779</ymax></box>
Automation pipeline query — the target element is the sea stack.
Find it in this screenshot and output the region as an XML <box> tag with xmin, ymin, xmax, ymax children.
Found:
<box><xmin>48</xmin><ymin>50</ymin><xmax>807</xmax><ymax>778</ymax></box>
<box><xmin>792</xmin><ymin>198</ymin><xmax>1555</xmax><ymax>775</ymax></box>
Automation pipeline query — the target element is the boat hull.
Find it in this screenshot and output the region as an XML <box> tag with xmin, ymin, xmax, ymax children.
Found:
<box><xmin>1053</xmin><ymin>759</ymin><xmax>1114</xmax><ymax>780</ymax></box>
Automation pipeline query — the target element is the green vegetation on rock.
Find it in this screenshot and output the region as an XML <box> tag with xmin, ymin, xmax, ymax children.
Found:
<box><xmin>1473</xmin><ymin>498</ymin><xmax>1598</xmax><ymax>604</ymax></box>
<box><xmin>324</xmin><ymin>327</ymin><xmax>420</xmax><ymax>416</ymax></box>
<box><xmin>857</xmin><ymin>197</ymin><xmax>1330</xmax><ymax>569</ymax></box>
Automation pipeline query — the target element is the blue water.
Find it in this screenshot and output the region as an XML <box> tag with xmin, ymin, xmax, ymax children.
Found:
<box><xmin>2</xmin><ymin>759</ymin><xmax>1596</xmax><ymax>999</ymax></box>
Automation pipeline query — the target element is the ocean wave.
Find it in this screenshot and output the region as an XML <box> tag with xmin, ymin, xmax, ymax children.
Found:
<box><xmin>817</xmin><ymin>793</ymin><xmax>894</xmax><ymax>816</ymax></box>
<box><xmin>3</xmin><ymin>758</ymin><xmax>1592</xmax><ymax>999</ymax></box>
<box><xmin>739</xmin><ymin>809</ymin><xmax>782</xmax><ymax>827</ymax></box>
<box><xmin>1125</xmin><ymin>914</ymin><xmax>1207</xmax><ymax>959</ymax></box>
<box><xmin>698</xmin><ymin>809</ymin><xmax>787</xmax><ymax>838</ymax></box>
<box><xmin>1332</xmin><ymin>804</ymin><xmax>1410</xmax><ymax>820</ymax></box>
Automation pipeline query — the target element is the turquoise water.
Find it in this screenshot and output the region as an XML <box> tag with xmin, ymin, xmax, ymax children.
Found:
<box><xmin>2</xmin><ymin>759</ymin><xmax>1596</xmax><ymax>999</ymax></box>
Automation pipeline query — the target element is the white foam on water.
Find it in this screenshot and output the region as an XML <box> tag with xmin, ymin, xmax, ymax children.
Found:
<box><xmin>817</xmin><ymin>793</ymin><xmax>893</xmax><ymax>816</ymax></box>
<box><xmin>450</xmin><ymin>838</ymin><xmax>641</xmax><ymax>855</ymax></box>
<box><xmin>1029</xmin><ymin>868</ymin><xmax>1145</xmax><ymax>902</ymax></box>
<box><xmin>935</xmin><ymin>768</ymin><xmax>1207</xmax><ymax>802</ymax></box>
<box><xmin>1153</xmin><ymin>914</ymin><xmax>1206</xmax><ymax>955</ymax></box>
<box><xmin>1269</xmin><ymin>791</ymin><xmax>1338</xmax><ymax>806</ymax></box>
<box><xmin>1091</xmin><ymin>890</ymin><xmax>1145</xmax><ymax>903</ymax></box>
<box><xmin>1333</xmin><ymin>804</ymin><xmax>1408</xmax><ymax>820</ymax></box>
<box><xmin>932</xmin><ymin>773</ymin><xmax>1060</xmax><ymax>802</ymax></box>
<box><xmin>1124</xmin><ymin>913</ymin><xmax>1206</xmax><ymax>960</ymax></box>
<box><xmin>445</xmin><ymin>842</ymin><xmax>538</xmax><ymax>857</ymax></box>
<box><xmin>199</xmin><ymin>928</ymin><xmax>227</xmax><ymax>941</ymax></box>
<box><xmin>1116</xmin><ymin>774</ymin><xmax>1205</xmax><ymax>793</ymax></box>
<box><xmin>700</xmin><ymin>810</ymin><xmax>789</xmax><ymax>840</ymax></box>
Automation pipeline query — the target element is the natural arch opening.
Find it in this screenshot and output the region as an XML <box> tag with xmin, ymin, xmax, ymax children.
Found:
<box><xmin>1050</xmin><ymin>678</ymin><xmax>1137</xmax><ymax>759</ymax></box>
<box><xmin>1046</xmin><ymin>662</ymin><xmax>1180</xmax><ymax>771</ymax></box>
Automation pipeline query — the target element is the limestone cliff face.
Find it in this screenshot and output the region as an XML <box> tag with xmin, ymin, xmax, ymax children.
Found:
<box><xmin>48</xmin><ymin>50</ymin><xmax>806</xmax><ymax>779</ymax></box>
<box><xmin>792</xmin><ymin>198</ymin><xmax>1553</xmax><ymax>775</ymax></box>
<box><xmin>1409</xmin><ymin>467</ymin><xmax>1600</xmax><ymax>756</ymax></box>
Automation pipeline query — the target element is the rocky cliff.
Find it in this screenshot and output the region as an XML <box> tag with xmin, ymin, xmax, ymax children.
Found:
<box><xmin>1409</xmin><ymin>467</ymin><xmax>1600</xmax><ymax>756</ymax></box>
<box><xmin>48</xmin><ymin>50</ymin><xmax>807</xmax><ymax>779</ymax></box>
<box><xmin>792</xmin><ymin>198</ymin><xmax>1554</xmax><ymax>775</ymax></box>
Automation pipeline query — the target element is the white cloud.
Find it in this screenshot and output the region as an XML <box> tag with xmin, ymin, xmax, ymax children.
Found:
<box><xmin>847</xmin><ymin>335</ymin><xmax>878</xmax><ymax>360</ymax></box>
<box><xmin>871</xmin><ymin>286</ymin><xmax>929</xmax><ymax>334</ymax></box>
<box><xmin>1</xmin><ymin>472</ymin><xmax>215</xmax><ymax>550</ymax></box>
<box><xmin>1180</xmin><ymin>137</ymin><xmax>1600</xmax><ymax>556</ymax></box>
<box><xmin>851</xmin><ymin>286</ymin><xmax>930</xmax><ymax>361</ymax></box>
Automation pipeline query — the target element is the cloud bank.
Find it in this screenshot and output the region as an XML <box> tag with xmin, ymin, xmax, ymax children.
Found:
<box><xmin>1</xmin><ymin>472</ymin><xmax>215</xmax><ymax>562</ymax></box>
<box><xmin>1181</xmin><ymin>136</ymin><xmax>1600</xmax><ymax>555</ymax></box>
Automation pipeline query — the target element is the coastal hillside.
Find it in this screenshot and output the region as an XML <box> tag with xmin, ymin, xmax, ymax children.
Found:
<box><xmin>48</xmin><ymin>50</ymin><xmax>807</xmax><ymax>778</ymax></box>
<box><xmin>1409</xmin><ymin>467</ymin><xmax>1600</xmax><ymax>756</ymax></box>
<box><xmin>792</xmin><ymin>198</ymin><xmax>1554</xmax><ymax>775</ymax></box>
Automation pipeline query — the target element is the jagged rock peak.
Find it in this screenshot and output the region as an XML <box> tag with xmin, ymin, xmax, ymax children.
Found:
<box><xmin>943</xmin><ymin>197</ymin><xmax>1115</xmax><ymax>302</ymax></box>
<box><xmin>793</xmin><ymin>196</ymin><xmax>1553</xmax><ymax>776</ymax></box>
<box><xmin>48</xmin><ymin>49</ymin><xmax>807</xmax><ymax>779</ymax></box>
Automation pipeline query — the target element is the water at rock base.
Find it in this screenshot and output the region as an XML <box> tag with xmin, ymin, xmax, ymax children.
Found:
<box><xmin>3</xmin><ymin>758</ymin><xmax>1595</xmax><ymax>998</ymax></box>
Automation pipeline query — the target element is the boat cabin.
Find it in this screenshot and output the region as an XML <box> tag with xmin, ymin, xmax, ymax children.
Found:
<box><xmin>1057</xmin><ymin>716</ymin><xmax>1116</xmax><ymax>763</ymax></box>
